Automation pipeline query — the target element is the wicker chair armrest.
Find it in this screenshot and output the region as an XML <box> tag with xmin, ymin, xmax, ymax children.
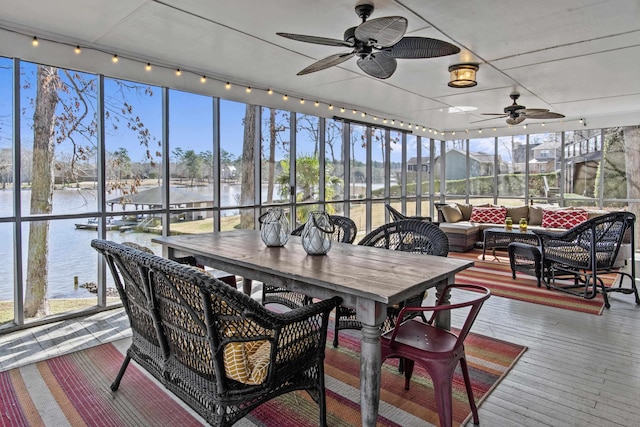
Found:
<box><xmin>266</xmin><ymin>296</ymin><xmax>342</xmax><ymax>325</ymax></box>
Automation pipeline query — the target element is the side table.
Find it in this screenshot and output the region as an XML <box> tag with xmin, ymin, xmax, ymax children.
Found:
<box><xmin>482</xmin><ymin>227</ymin><xmax>540</xmax><ymax>260</ymax></box>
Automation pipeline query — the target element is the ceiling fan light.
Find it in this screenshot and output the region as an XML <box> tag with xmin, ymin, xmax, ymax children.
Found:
<box><xmin>448</xmin><ymin>64</ymin><xmax>478</xmax><ymax>88</ymax></box>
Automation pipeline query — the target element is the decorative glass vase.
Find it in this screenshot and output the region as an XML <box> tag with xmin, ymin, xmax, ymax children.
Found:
<box><xmin>259</xmin><ymin>208</ymin><xmax>290</xmax><ymax>247</ymax></box>
<box><xmin>519</xmin><ymin>217</ymin><xmax>528</xmax><ymax>232</ymax></box>
<box><xmin>301</xmin><ymin>211</ymin><xmax>335</xmax><ymax>255</ymax></box>
<box><xmin>505</xmin><ymin>216</ymin><xmax>513</xmax><ymax>230</ymax></box>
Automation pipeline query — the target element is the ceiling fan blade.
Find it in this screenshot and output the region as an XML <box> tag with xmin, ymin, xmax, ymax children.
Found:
<box><xmin>482</xmin><ymin>113</ymin><xmax>510</xmax><ymax>116</ymax></box>
<box><xmin>506</xmin><ymin>116</ymin><xmax>526</xmax><ymax>125</ymax></box>
<box><xmin>357</xmin><ymin>55</ymin><xmax>397</xmax><ymax>79</ymax></box>
<box><xmin>382</xmin><ymin>37</ymin><xmax>460</xmax><ymax>58</ymax></box>
<box><xmin>523</xmin><ymin>110</ymin><xmax>566</xmax><ymax>119</ymax></box>
<box><xmin>277</xmin><ymin>32</ymin><xmax>353</xmax><ymax>47</ymax></box>
<box><xmin>355</xmin><ymin>16</ymin><xmax>407</xmax><ymax>47</ymax></box>
<box><xmin>297</xmin><ymin>52</ymin><xmax>354</xmax><ymax>75</ymax></box>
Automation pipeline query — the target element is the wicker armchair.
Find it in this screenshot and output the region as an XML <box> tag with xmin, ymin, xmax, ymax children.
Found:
<box><xmin>385</xmin><ymin>203</ymin><xmax>432</xmax><ymax>222</ymax></box>
<box><xmin>262</xmin><ymin>215</ymin><xmax>357</xmax><ymax>309</ymax></box>
<box><xmin>92</xmin><ymin>239</ymin><xmax>341</xmax><ymax>427</ymax></box>
<box><xmin>333</xmin><ymin>219</ymin><xmax>449</xmax><ymax>347</ymax></box>
<box><xmin>534</xmin><ymin>211</ymin><xmax>638</xmax><ymax>309</ymax></box>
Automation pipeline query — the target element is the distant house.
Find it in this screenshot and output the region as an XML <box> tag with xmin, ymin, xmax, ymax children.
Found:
<box><xmin>221</xmin><ymin>165</ymin><xmax>237</xmax><ymax>180</ymax></box>
<box><xmin>434</xmin><ymin>149</ymin><xmax>507</xmax><ymax>180</ymax></box>
<box><xmin>407</xmin><ymin>157</ymin><xmax>430</xmax><ymax>173</ymax></box>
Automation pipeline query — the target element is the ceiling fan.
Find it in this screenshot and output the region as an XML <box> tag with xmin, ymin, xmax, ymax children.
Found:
<box><xmin>276</xmin><ymin>2</ymin><xmax>460</xmax><ymax>79</ymax></box>
<box><xmin>475</xmin><ymin>92</ymin><xmax>566</xmax><ymax>125</ymax></box>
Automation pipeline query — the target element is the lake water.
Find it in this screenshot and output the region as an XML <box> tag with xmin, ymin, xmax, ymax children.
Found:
<box><xmin>0</xmin><ymin>183</ymin><xmax>280</xmax><ymax>300</ymax></box>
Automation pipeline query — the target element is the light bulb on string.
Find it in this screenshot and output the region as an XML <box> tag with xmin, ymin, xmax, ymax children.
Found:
<box><xmin>267</xmin><ymin>89</ymin><xmax>273</xmax><ymax>95</ymax></box>
<box><xmin>225</xmin><ymin>82</ymin><xmax>231</xmax><ymax>90</ymax></box>
<box><xmin>74</xmin><ymin>46</ymin><xmax>81</xmax><ymax>54</ymax></box>
<box><xmin>32</xmin><ymin>36</ymin><xmax>39</xmax><ymax>46</ymax></box>
<box><xmin>246</xmin><ymin>86</ymin><xmax>251</xmax><ymax>93</ymax></box>
<box><xmin>175</xmin><ymin>69</ymin><xmax>182</xmax><ymax>76</ymax></box>
<box><xmin>112</xmin><ymin>54</ymin><xmax>119</xmax><ymax>63</ymax></box>
<box><xmin>283</xmin><ymin>94</ymin><xmax>288</xmax><ymax>100</ymax></box>
<box><xmin>200</xmin><ymin>76</ymin><xmax>206</xmax><ymax>83</ymax></box>
<box><xmin>145</xmin><ymin>63</ymin><xmax>152</xmax><ymax>71</ymax></box>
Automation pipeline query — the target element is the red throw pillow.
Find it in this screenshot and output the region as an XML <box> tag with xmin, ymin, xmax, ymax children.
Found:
<box><xmin>541</xmin><ymin>209</ymin><xmax>588</xmax><ymax>229</ymax></box>
<box><xmin>470</xmin><ymin>206</ymin><xmax>507</xmax><ymax>224</ymax></box>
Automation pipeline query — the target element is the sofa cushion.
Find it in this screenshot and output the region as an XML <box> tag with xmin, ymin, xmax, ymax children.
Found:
<box><xmin>455</xmin><ymin>203</ymin><xmax>474</xmax><ymax>221</ymax></box>
<box><xmin>529</xmin><ymin>206</ymin><xmax>544</xmax><ymax>225</ymax></box>
<box><xmin>441</xmin><ymin>204</ymin><xmax>463</xmax><ymax>222</ymax></box>
<box><xmin>506</xmin><ymin>206</ymin><xmax>529</xmax><ymax>223</ymax></box>
<box><xmin>541</xmin><ymin>209</ymin><xmax>588</xmax><ymax>229</ymax></box>
<box><xmin>470</xmin><ymin>206</ymin><xmax>507</xmax><ymax>224</ymax></box>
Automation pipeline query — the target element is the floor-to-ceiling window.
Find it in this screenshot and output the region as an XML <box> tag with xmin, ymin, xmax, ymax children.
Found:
<box><xmin>3</xmin><ymin>53</ymin><xmax>637</xmax><ymax>332</ymax></box>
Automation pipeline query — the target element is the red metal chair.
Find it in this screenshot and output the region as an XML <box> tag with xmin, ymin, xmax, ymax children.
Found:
<box><xmin>380</xmin><ymin>284</ymin><xmax>491</xmax><ymax>427</ymax></box>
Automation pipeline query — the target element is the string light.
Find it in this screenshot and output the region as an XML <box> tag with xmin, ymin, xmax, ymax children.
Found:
<box><xmin>19</xmin><ymin>32</ymin><xmax>451</xmax><ymax>135</ymax></box>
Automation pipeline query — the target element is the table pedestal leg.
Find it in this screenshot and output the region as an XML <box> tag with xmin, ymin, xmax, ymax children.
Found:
<box><xmin>360</xmin><ymin>324</ymin><xmax>381</xmax><ymax>427</ymax></box>
<box><xmin>242</xmin><ymin>278</ymin><xmax>252</xmax><ymax>296</ymax></box>
<box><xmin>435</xmin><ymin>280</ymin><xmax>453</xmax><ymax>330</ymax></box>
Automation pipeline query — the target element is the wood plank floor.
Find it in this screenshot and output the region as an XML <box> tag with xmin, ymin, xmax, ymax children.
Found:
<box><xmin>1</xmin><ymin>280</ymin><xmax>639</xmax><ymax>426</ymax></box>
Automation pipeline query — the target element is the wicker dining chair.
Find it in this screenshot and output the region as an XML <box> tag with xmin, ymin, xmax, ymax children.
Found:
<box><xmin>262</xmin><ymin>215</ymin><xmax>357</xmax><ymax>309</ymax></box>
<box><xmin>332</xmin><ymin>219</ymin><xmax>449</xmax><ymax>347</ymax></box>
<box><xmin>385</xmin><ymin>203</ymin><xmax>432</xmax><ymax>223</ymax></box>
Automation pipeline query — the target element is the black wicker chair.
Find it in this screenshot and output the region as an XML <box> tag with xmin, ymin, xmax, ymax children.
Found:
<box><xmin>385</xmin><ymin>203</ymin><xmax>432</xmax><ymax>222</ymax></box>
<box><xmin>534</xmin><ymin>211</ymin><xmax>638</xmax><ymax>309</ymax></box>
<box><xmin>262</xmin><ymin>215</ymin><xmax>357</xmax><ymax>309</ymax></box>
<box><xmin>92</xmin><ymin>239</ymin><xmax>341</xmax><ymax>427</ymax></box>
<box><xmin>332</xmin><ymin>219</ymin><xmax>449</xmax><ymax>348</ymax></box>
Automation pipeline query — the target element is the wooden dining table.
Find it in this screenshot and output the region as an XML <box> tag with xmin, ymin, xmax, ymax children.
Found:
<box><xmin>153</xmin><ymin>229</ymin><xmax>473</xmax><ymax>427</ymax></box>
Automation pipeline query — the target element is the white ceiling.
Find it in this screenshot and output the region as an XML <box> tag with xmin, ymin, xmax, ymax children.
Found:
<box><xmin>1</xmin><ymin>0</ymin><xmax>639</xmax><ymax>139</ymax></box>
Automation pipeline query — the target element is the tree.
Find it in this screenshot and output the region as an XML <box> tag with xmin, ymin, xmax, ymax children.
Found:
<box><xmin>276</xmin><ymin>155</ymin><xmax>343</xmax><ymax>223</ymax></box>
<box><xmin>261</xmin><ymin>108</ymin><xmax>288</xmax><ymax>203</ymax></box>
<box><xmin>622</xmin><ymin>126</ymin><xmax>640</xmax><ymax>245</ymax></box>
<box><xmin>182</xmin><ymin>149</ymin><xmax>202</xmax><ymax>186</ymax></box>
<box><xmin>240</xmin><ymin>105</ymin><xmax>256</xmax><ymax>229</ymax></box>
<box><xmin>24</xmin><ymin>65</ymin><xmax>59</xmax><ymax>317</ymax></box>
<box><xmin>24</xmin><ymin>65</ymin><xmax>157</xmax><ymax>318</ymax></box>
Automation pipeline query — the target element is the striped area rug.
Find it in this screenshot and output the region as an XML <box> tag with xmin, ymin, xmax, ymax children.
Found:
<box><xmin>449</xmin><ymin>249</ymin><xmax>609</xmax><ymax>315</ymax></box>
<box><xmin>0</xmin><ymin>329</ymin><xmax>525</xmax><ymax>427</ymax></box>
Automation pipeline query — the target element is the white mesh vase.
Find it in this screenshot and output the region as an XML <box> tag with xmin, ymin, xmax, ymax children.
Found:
<box><xmin>301</xmin><ymin>211</ymin><xmax>335</xmax><ymax>255</ymax></box>
<box><xmin>259</xmin><ymin>208</ymin><xmax>290</xmax><ymax>247</ymax></box>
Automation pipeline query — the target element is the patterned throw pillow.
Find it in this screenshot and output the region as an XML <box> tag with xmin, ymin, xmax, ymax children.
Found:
<box><xmin>541</xmin><ymin>209</ymin><xmax>588</xmax><ymax>229</ymax></box>
<box><xmin>469</xmin><ymin>206</ymin><xmax>507</xmax><ymax>224</ymax></box>
<box><xmin>223</xmin><ymin>339</ymin><xmax>272</xmax><ymax>385</ymax></box>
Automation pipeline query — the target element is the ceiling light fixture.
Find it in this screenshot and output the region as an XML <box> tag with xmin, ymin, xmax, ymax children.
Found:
<box><xmin>447</xmin><ymin>63</ymin><xmax>479</xmax><ymax>88</ymax></box>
